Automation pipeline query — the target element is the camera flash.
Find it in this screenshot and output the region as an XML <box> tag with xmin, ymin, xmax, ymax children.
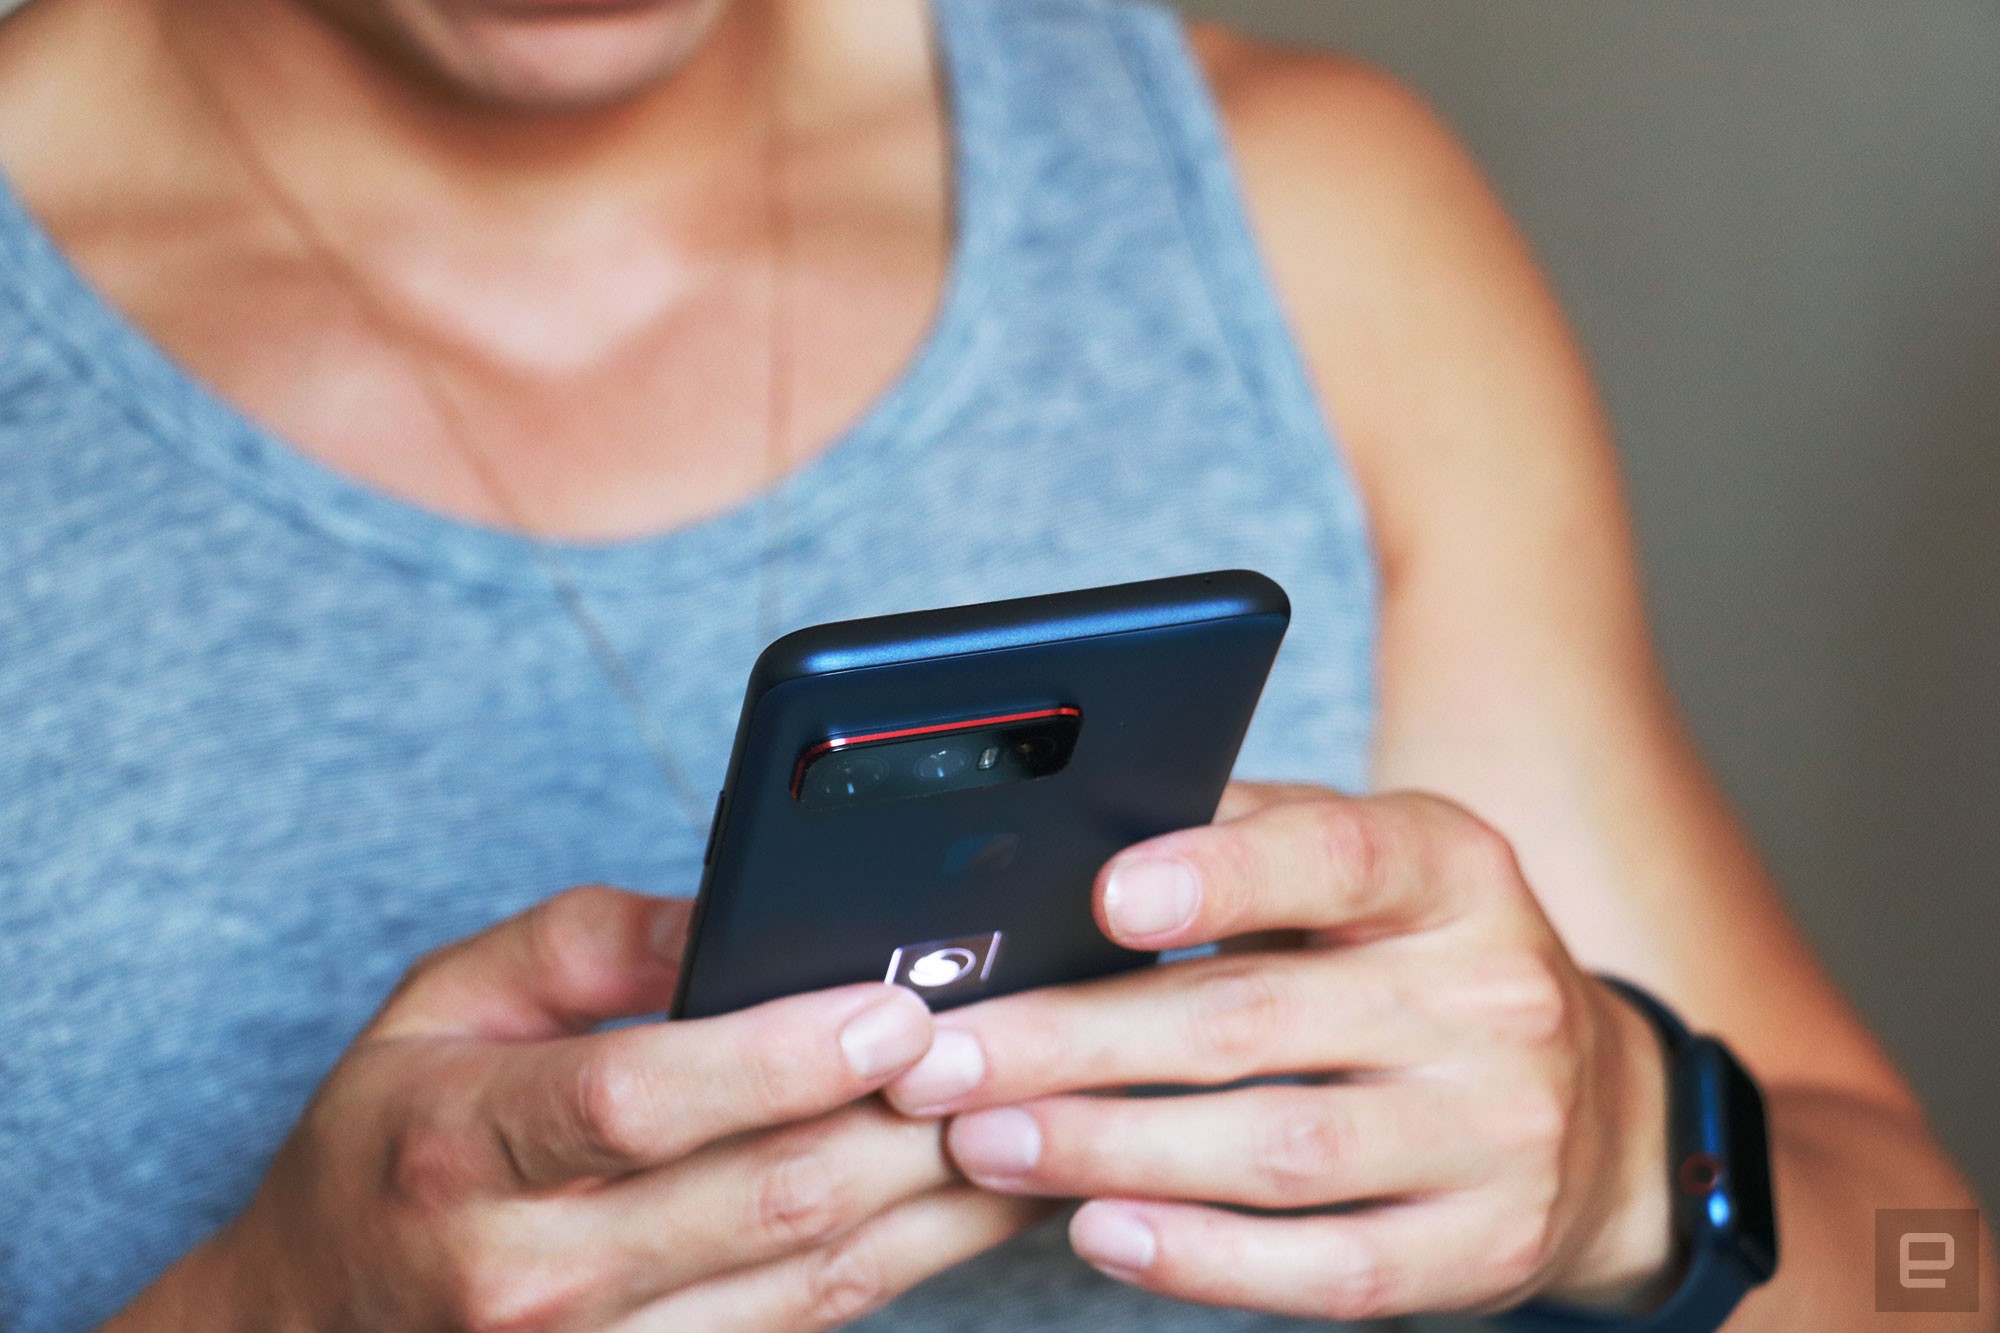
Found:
<box><xmin>977</xmin><ymin>745</ymin><xmax>1001</xmax><ymax>770</ymax></box>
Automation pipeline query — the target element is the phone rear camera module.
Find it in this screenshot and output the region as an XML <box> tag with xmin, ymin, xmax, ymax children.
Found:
<box><xmin>811</xmin><ymin>753</ymin><xmax>886</xmax><ymax>801</ymax></box>
<box><xmin>795</xmin><ymin>706</ymin><xmax>1082</xmax><ymax>810</ymax></box>
<box><xmin>913</xmin><ymin>746</ymin><xmax>972</xmax><ymax>782</ymax></box>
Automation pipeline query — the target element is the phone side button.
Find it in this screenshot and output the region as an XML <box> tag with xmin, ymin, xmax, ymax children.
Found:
<box><xmin>702</xmin><ymin>792</ymin><xmax>727</xmax><ymax>865</ymax></box>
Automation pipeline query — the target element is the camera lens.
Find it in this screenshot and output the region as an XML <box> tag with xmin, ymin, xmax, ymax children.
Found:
<box><xmin>812</xmin><ymin>753</ymin><xmax>886</xmax><ymax>800</ymax></box>
<box><xmin>1013</xmin><ymin>734</ymin><xmax>1057</xmax><ymax>767</ymax></box>
<box><xmin>912</xmin><ymin>746</ymin><xmax>972</xmax><ymax>782</ymax></box>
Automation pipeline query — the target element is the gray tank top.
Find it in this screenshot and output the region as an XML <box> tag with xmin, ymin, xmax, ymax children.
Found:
<box><xmin>0</xmin><ymin>0</ymin><xmax>1380</xmax><ymax>1327</ymax></box>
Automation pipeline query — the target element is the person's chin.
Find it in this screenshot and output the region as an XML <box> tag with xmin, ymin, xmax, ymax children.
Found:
<box><xmin>386</xmin><ymin>0</ymin><xmax>730</xmax><ymax>111</ymax></box>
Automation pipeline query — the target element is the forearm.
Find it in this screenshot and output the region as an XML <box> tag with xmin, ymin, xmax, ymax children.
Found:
<box><xmin>1723</xmin><ymin>1085</ymin><xmax>1996</xmax><ymax>1332</ymax></box>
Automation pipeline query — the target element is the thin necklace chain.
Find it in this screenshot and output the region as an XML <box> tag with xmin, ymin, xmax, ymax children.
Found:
<box><xmin>162</xmin><ymin>15</ymin><xmax>798</xmax><ymax>834</ymax></box>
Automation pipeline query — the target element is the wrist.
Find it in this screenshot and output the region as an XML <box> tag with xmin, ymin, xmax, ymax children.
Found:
<box><xmin>101</xmin><ymin>1225</ymin><xmax>259</xmax><ymax>1333</ymax></box>
<box><xmin>1541</xmin><ymin>979</ymin><xmax>1682</xmax><ymax>1311</ymax></box>
<box><xmin>104</xmin><ymin>1198</ymin><xmax>321</xmax><ymax>1333</ymax></box>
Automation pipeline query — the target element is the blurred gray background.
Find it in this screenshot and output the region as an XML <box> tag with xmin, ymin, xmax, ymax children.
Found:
<box><xmin>1171</xmin><ymin>0</ymin><xmax>2000</xmax><ymax>1214</ymax></box>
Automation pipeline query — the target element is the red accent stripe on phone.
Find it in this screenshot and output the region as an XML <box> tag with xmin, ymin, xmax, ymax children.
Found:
<box><xmin>791</xmin><ymin>706</ymin><xmax>1082</xmax><ymax>798</ymax></box>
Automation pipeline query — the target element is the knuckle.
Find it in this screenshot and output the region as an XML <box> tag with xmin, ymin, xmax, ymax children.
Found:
<box><xmin>798</xmin><ymin>1230</ymin><xmax>890</xmax><ymax>1329</ymax></box>
<box><xmin>1252</xmin><ymin>1109</ymin><xmax>1351</xmax><ymax>1206</ymax></box>
<box><xmin>1183</xmin><ymin>965</ymin><xmax>1287</xmax><ymax>1076</ymax></box>
<box><xmin>1495</xmin><ymin>1085</ymin><xmax>1570</xmax><ymax>1160</ymax></box>
<box><xmin>546</xmin><ymin>883</ymin><xmax>626</xmax><ymax>934</ymax></box>
<box><xmin>1512</xmin><ymin>960</ymin><xmax>1574</xmax><ymax>1046</ymax></box>
<box><xmin>400</xmin><ymin>942</ymin><xmax>457</xmax><ymax>987</ymax></box>
<box><xmin>440</xmin><ymin>1258</ymin><xmax>582</xmax><ymax>1333</ymax></box>
<box><xmin>1467</xmin><ymin>952</ymin><xmax>1572</xmax><ymax>1046</ymax></box>
<box><xmin>1449</xmin><ymin>812</ymin><xmax>1522</xmax><ymax>891</ymax></box>
<box><xmin>1486</xmin><ymin>1236</ymin><xmax>1545</xmax><ymax>1295</ymax></box>
<box><xmin>526</xmin><ymin>886</ymin><xmax>617</xmax><ymax>985</ymax></box>
<box><xmin>1487</xmin><ymin>1204</ymin><xmax>1560</xmax><ymax>1294</ymax></box>
<box><xmin>1306</xmin><ymin>800</ymin><xmax>1379</xmax><ymax>889</ymax></box>
<box><xmin>385</xmin><ymin>1117</ymin><xmax>485</xmax><ymax>1213</ymax></box>
<box><xmin>1314</xmin><ymin>1237</ymin><xmax>1395</xmax><ymax>1322</ymax></box>
<box><xmin>753</xmin><ymin>1145</ymin><xmax>850</xmax><ymax>1249</ymax></box>
<box><xmin>1268</xmin><ymin>799</ymin><xmax>1382</xmax><ymax>918</ymax></box>
<box><xmin>428</xmin><ymin>1209</ymin><xmax>583</xmax><ymax>1333</ymax></box>
<box><xmin>375</xmin><ymin>942</ymin><xmax>462</xmax><ymax>1019</ymax></box>
<box><xmin>570</xmin><ymin>1048</ymin><xmax>659</xmax><ymax>1166</ymax></box>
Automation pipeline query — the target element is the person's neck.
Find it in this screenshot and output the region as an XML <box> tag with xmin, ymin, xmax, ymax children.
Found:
<box><xmin>151</xmin><ymin>0</ymin><xmax>786</xmax><ymax>244</ymax></box>
<box><xmin>0</xmin><ymin>0</ymin><xmax>934</xmax><ymax>247</ymax></box>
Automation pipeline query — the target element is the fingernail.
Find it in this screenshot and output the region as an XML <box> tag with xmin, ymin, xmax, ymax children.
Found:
<box><xmin>888</xmin><ymin>1028</ymin><xmax>986</xmax><ymax>1114</ymax></box>
<box><xmin>839</xmin><ymin>991</ymin><xmax>931</xmax><ymax>1080</ymax></box>
<box><xmin>1104</xmin><ymin>858</ymin><xmax>1199</xmax><ymax>939</ymax></box>
<box><xmin>1071</xmin><ymin>1202</ymin><xmax>1157</xmax><ymax>1274</ymax></box>
<box><xmin>949</xmin><ymin>1107</ymin><xmax>1042</xmax><ymax>1180</ymax></box>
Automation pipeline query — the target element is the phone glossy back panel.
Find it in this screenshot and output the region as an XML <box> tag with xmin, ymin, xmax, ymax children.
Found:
<box><xmin>672</xmin><ymin>571</ymin><xmax>1289</xmax><ymax>1019</ymax></box>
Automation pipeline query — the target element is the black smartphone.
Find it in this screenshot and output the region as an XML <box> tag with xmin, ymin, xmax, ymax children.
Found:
<box><xmin>670</xmin><ymin>570</ymin><xmax>1290</xmax><ymax>1020</ymax></box>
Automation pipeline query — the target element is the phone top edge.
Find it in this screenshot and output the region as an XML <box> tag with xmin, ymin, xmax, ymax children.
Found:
<box><xmin>749</xmin><ymin>569</ymin><xmax>1289</xmax><ymax>695</ymax></box>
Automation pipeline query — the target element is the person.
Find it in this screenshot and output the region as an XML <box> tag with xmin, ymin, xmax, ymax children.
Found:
<box><xmin>0</xmin><ymin>0</ymin><xmax>1987</xmax><ymax>1329</ymax></box>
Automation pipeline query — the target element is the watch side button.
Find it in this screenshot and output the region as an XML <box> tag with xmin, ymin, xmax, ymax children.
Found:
<box><xmin>1679</xmin><ymin>1152</ymin><xmax>1726</xmax><ymax>1195</ymax></box>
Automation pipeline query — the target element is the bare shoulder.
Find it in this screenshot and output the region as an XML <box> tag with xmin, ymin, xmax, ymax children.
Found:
<box><xmin>1186</xmin><ymin>22</ymin><xmax>1613</xmax><ymax>584</ymax></box>
<box><xmin>1184</xmin><ymin>22</ymin><xmax>1511</xmax><ymax>275</ymax></box>
<box><xmin>1186</xmin><ymin>23</ymin><xmax>1460</xmax><ymax>180</ymax></box>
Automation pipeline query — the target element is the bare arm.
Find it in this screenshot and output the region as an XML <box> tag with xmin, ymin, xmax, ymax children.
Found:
<box><xmin>1206</xmin><ymin>32</ymin><xmax>1995</xmax><ymax>1328</ymax></box>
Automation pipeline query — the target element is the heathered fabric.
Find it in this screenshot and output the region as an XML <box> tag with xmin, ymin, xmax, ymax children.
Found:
<box><xmin>0</xmin><ymin>1</ymin><xmax>1383</xmax><ymax>1327</ymax></box>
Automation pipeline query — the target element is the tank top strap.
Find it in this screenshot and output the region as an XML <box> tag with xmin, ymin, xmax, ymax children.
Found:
<box><xmin>932</xmin><ymin>0</ymin><xmax>1377</xmax><ymax>612</ymax></box>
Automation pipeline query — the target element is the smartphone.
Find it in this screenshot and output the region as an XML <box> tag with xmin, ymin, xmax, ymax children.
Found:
<box><xmin>670</xmin><ymin>570</ymin><xmax>1290</xmax><ymax>1020</ymax></box>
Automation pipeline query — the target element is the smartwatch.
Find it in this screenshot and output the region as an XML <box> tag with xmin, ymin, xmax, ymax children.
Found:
<box><xmin>1497</xmin><ymin>977</ymin><xmax>1779</xmax><ymax>1332</ymax></box>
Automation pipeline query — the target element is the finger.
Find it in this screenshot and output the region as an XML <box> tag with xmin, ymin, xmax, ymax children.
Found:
<box><xmin>884</xmin><ymin>950</ymin><xmax>1430</xmax><ymax>1115</ymax></box>
<box><xmin>1212</xmin><ymin>780</ymin><xmax>1322</xmax><ymax>824</ymax></box>
<box><xmin>1066</xmin><ymin>1194</ymin><xmax>1535</xmax><ymax>1322</ymax></box>
<box><xmin>946</xmin><ymin>1081</ymin><xmax>1481</xmax><ymax>1207</ymax></box>
<box><xmin>532</xmin><ymin>1100</ymin><xmax>953</xmax><ymax>1318</ymax></box>
<box><xmin>479</xmin><ymin>982</ymin><xmax>933</xmax><ymax>1186</ymax></box>
<box><xmin>370</xmin><ymin>886</ymin><xmax>691</xmax><ymax>1041</ymax></box>
<box><xmin>1095</xmin><ymin>792</ymin><xmax>1506</xmax><ymax>950</ymax></box>
<box><xmin>620</xmin><ymin>1187</ymin><xmax>1055</xmax><ymax>1333</ymax></box>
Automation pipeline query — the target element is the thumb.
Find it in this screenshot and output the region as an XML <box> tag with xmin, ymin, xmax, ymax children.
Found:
<box><xmin>1213</xmin><ymin>780</ymin><xmax>1328</xmax><ymax>824</ymax></box>
<box><xmin>367</xmin><ymin>886</ymin><xmax>691</xmax><ymax>1042</ymax></box>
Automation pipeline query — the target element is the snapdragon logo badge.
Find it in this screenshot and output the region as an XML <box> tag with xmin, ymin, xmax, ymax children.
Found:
<box><xmin>886</xmin><ymin>931</ymin><xmax>1003</xmax><ymax>1002</ymax></box>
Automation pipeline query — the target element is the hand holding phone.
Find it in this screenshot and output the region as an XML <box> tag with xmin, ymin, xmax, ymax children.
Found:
<box><xmin>112</xmin><ymin>890</ymin><xmax>1048</xmax><ymax>1333</ymax></box>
